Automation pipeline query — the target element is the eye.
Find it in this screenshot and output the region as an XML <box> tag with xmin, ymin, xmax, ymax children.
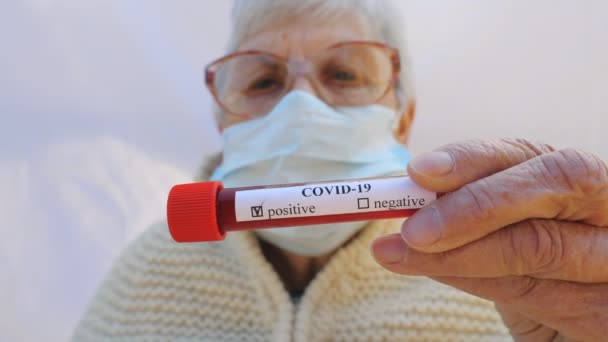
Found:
<box><xmin>331</xmin><ymin>70</ymin><xmax>357</xmax><ymax>81</ymax></box>
<box><xmin>244</xmin><ymin>76</ymin><xmax>283</xmax><ymax>96</ymax></box>
<box><xmin>251</xmin><ymin>78</ymin><xmax>279</xmax><ymax>90</ymax></box>
<box><xmin>321</xmin><ymin>64</ymin><xmax>364</xmax><ymax>87</ymax></box>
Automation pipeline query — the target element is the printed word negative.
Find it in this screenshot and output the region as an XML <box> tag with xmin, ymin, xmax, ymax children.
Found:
<box><xmin>374</xmin><ymin>196</ymin><xmax>427</xmax><ymax>210</ymax></box>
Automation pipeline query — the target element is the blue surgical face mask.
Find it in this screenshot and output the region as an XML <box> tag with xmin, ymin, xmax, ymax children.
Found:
<box><xmin>212</xmin><ymin>91</ymin><xmax>411</xmax><ymax>256</ymax></box>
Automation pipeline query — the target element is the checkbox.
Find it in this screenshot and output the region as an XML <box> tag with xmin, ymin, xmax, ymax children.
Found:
<box><xmin>358</xmin><ymin>198</ymin><xmax>370</xmax><ymax>209</ymax></box>
<box><xmin>251</xmin><ymin>206</ymin><xmax>264</xmax><ymax>218</ymax></box>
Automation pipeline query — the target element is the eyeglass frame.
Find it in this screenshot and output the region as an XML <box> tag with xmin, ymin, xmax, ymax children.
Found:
<box><xmin>204</xmin><ymin>40</ymin><xmax>402</xmax><ymax>120</ymax></box>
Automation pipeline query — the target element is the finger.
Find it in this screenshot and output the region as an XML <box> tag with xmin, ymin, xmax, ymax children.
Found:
<box><xmin>401</xmin><ymin>148</ymin><xmax>608</xmax><ymax>252</ymax></box>
<box><xmin>407</xmin><ymin>138</ymin><xmax>555</xmax><ymax>193</ymax></box>
<box><xmin>494</xmin><ymin>305</ymin><xmax>561</xmax><ymax>342</ymax></box>
<box><xmin>372</xmin><ymin>220</ymin><xmax>608</xmax><ymax>282</ymax></box>
<box><xmin>431</xmin><ymin>276</ymin><xmax>608</xmax><ymax>342</ymax></box>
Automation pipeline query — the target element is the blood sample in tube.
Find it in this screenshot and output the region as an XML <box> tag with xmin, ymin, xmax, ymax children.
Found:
<box><xmin>167</xmin><ymin>176</ymin><xmax>437</xmax><ymax>243</ymax></box>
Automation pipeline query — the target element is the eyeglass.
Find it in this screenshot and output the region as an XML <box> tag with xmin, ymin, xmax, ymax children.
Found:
<box><xmin>205</xmin><ymin>41</ymin><xmax>401</xmax><ymax>121</ymax></box>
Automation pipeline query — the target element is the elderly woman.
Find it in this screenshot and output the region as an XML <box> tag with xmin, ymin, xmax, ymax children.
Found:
<box><xmin>74</xmin><ymin>0</ymin><xmax>608</xmax><ymax>341</ymax></box>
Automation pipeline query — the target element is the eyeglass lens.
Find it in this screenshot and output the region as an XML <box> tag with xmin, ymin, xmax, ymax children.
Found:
<box><xmin>212</xmin><ymin>44</ymin><xmax>394</xmax><ymax>118</ymax></box>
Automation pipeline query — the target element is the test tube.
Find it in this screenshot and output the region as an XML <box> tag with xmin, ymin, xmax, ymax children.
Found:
<box><xmin>167</xmin><ymin>176</ymin><xmax>437</xmax><ymax>243</ymax></box>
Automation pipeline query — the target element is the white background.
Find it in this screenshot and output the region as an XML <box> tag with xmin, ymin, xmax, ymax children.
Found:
<box><xmin>1</xmin><ymin>1</ymin><xmax>607</xmax><ymax>341</ymax></box>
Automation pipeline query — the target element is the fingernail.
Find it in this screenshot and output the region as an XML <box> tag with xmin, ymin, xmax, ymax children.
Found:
<box><xmin>409</xmin><ymin>151</ymin><xmax>454</xmax><ymax>177</ymax></box>
<box><xmin>402</xmin><ymin>206</ymin><xmax>442</xmax><ymax>247</ymax></box>
<box><xmin>372</xmin><ymin>235</ymin><xmax>408</xmax><ymax>264</ymax></box>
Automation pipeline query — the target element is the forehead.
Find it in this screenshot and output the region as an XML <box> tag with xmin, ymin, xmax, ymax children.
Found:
<box><xmin>235</xmin><ymin>11</ymin><xmax>376</xmax><ymax>58</ymax></box>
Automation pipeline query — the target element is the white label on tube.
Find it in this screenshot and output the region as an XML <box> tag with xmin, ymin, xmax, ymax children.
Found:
<box><xmin>234</xmin><ymin>176</ymin><xmax>436</xmax><ymax>222</ymax></box>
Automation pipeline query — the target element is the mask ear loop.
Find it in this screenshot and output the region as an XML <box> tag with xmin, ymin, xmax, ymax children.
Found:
<box><xmin>214</xmin><ymin>104</ymin><xmax>226</xmax><ymax>133</ymax></box>
<box><xmin>391</xmin><ymin>86</ymin><xmax>416</xmax><ymax>146</ymax></box>
<box><xmin>391</xmin><ymin>89</ymin><xmax>406</xmax><ymax>132</ymax></box>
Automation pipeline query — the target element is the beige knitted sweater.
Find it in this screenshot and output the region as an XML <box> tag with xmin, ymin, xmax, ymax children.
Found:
<box><xmin>73</xmin><ymin>219</ymin><xmax>511</xmax><ymax>341</ymax></box>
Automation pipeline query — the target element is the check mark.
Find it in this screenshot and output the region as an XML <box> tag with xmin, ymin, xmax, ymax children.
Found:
<box><xmin>251</xmin><ymin>206</ymin><xmax>264</xmax><ymax>218</ymax></box>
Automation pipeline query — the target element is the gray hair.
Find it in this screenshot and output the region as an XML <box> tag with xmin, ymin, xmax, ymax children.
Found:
<box><xmin>212</xmin><ymin>0</ymin><xmax>414</xmax><ymax>122</ymax></box>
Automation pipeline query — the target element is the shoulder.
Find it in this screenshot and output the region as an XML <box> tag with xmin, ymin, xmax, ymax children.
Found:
<box><xmin>72</xmin><ymin>221</ymin><xmax>247</xmax><ymax>340</ymax></box>
<box><xmin>299</xmin><ymin>219</ymin><xmax>511</xmax><ymax>340</ymax></box>
<box><xmin>109</xmin><ymin>221</ymin><xmax>243</xmax><ymax>285</ymax></box>
<box><xmin>121</xmin><ymin>220</ymin><xmax>237</xmax><ymax>266</ymax></box>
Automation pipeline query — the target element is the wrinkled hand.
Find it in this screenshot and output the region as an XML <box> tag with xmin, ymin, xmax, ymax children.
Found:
<box><xmin>371</xmin><ymin>139</ymin><xmax>608</xmax><ymax>341</ymax></box>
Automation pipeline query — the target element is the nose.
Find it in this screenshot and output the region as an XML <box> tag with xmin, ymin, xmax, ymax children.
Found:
<box><xmin>291</xmin><ymin>76</ymin><xmax>316</xmax><ymax>94</ymax></box>
<box><xmin>287</xmin><ymin>60</ymin><xmax>318</xmax><ymax>96</ymax></box>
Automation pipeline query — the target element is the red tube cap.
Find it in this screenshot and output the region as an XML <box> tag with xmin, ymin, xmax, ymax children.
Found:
<box><xmin>167</xmin><ymin>181</ymin><xmax>226</xmax><ymax>242</ymax></box>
